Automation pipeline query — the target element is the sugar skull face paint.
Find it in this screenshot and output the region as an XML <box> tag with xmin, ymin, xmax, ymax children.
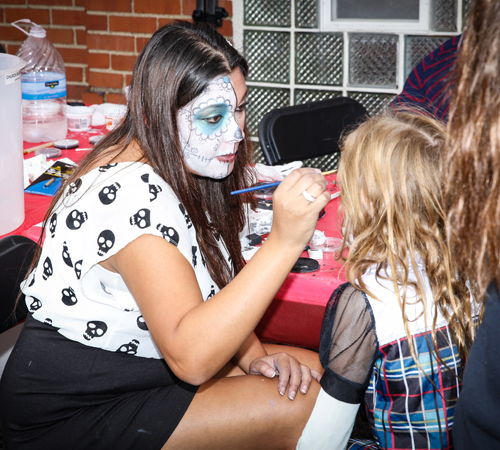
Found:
<box><xmin>178</xmin><ymin>71</ymin><xmax>246</xmax><ymax>179</ymax></box>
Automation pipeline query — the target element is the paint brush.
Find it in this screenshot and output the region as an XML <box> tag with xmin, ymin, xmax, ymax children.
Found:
<box><xmin>231</xmin><ymin>169</ymin><xmax>337</xmax><ymax>195</ymax></box>
<box><xmin>24</xmin><ymin>141</ymin><xmax>55</xmax><ymax>155</ymax></box>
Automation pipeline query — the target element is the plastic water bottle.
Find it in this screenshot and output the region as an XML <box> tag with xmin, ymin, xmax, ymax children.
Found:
<box><xmin>12</xmin><ymin>19</ymin><xmax>67</xmax><ymax>143</ymax></box>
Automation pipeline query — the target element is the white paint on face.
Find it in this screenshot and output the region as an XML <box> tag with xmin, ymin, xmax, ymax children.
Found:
<box><xmin>178</xmin><ymin>72</ymin><xmax>246</xmax><ymax>179</ymax></box>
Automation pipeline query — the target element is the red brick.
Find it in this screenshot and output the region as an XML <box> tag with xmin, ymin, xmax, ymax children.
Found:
<box><xmin>85</xmin><ymin>14</ymin><xmax>107</xmax><ymax>31</ymax></box>
<box><xmin>29</xmin><ymin>0</ymin><xmax>74</xmax><ymax>5</ymax></box>
<box><xmin>87</xmin><ymin>33</ymin><xmax>134</xmax><ymax>52</ymax></box>
<box><xmin>135</xmin><ymin>36</ymin><xmax>149</xmax><ymax>53</ymax></box>
<box><xmin>134</xmin><ymin>0</ymin><xmax>181</xmax><ymax>15</ymax></box>
<box><xmin>89</xmin><ymin>70</ymin><xmax>123</xmax><ymax>89</ymax></box>
<box><xmin>109</xmin><ymin>15</ymin><xmax>156</xmax><ymax>34</ymax></box>
<box><xmin>66</xmin><ymin>66</ymin><xmax>83</xmax><ymax>82</ymax></box>
<box><xmin>219</xmin><ymin>18</ymin><xmax>232</xmax><ymax>37</ymax></box>
<box><xmin>111</xmin><ymin>54</ymin><xmax>136</xmax><ymax>72</ymax></box>
<box><xmin>86</xmin><ymin>0</ymin><xmax>132</xmax><ymax>13</ymax></box>
<box><xmin>6</xmin><ymin>44</ymin><xmax>21</xmax><ymax>54</ymax></box>
<box><xmin>46</xmin><ymin>28</ymin><xmax>74</xmax><ymax>44</ymax></box>
<box><xmin>52</xmin><ymin>9</ymin><xmax>86</xmax><ymax>26</ymax></box>
<box><xmin>75</xmin><ymin>0</ymin><xmax>86</xmax><ymax>6</ymax></box>
<box><xmin>0</xmin><ymin>24</ymin><xmax>25</xmax><ymax>41</ymax></box>
<box><xmin>58</xmin><ymin>47</ymin><xmax>87</xmax><ymax>64</ymax></box>
<box><xmin>125</xmin><ymin>73</ymin><xmax>133</xmax><ymax>85</ymax></box>
<box><xmin>220</xmin><ymin>0</ymin><xmax>233</xmax><ymax>16</ymax></box>
<box><xmin>0</xmin><ymin>0</ymin><xmax>27</xmax><ymax>4</ymax></box>
<box><xmin>6</xmin><ymin>8</ymin><xmax>50</xmax><ymax>25</ymax></box>
<box><xmin>106</xmin><ymin>93</ymin><xmax>126</xmax><ymax>104</ymax></box>
<box><xmin>76</xmin><ymin>29</ymin><xmax>86</xmax><ymax>45</ymax></box>
<box><xmin>157</xmin><ymin>18</ymin><xmax>175</xmax><ymax>29</ymax></box>
<box><xmin>67</xmin><ymin>84</ymin><xmax>88</xmax><ymax>102</ymax></box>
<box><xmin>87</xmin><ymin>52</ymin><xmax>109</xmax><ymax>69</ymax></box>
<box><xmin>82</xmin><ymin>91</ymin><xmax>104</xmax><ymax>104</ymax></box>
<box><xmin>182</xmin><ymin>0</ymin><xmax>196</xmax><ymax>15</ymax></box>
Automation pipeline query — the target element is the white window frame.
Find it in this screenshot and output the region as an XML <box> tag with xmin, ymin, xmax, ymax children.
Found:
<box><xmin>320</xmin><ymin>0</ymin><xmax>432</xmax><ymax>33</ymax></box>
<box><xmin>232</xmin><ymin>0</ymin><xmax>462</xmax><ymax>99</ymax></box>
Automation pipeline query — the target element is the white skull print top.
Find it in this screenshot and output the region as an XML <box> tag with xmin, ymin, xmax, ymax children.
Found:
<box><xmin>22</xmin><ymin>162</ymin><xmax>229</xmax><ymax>358</ymax></box>
<box><xmin>178</xmin><ymin>75</ymin><xmax>244</xmax><ymax>179</ymax></box>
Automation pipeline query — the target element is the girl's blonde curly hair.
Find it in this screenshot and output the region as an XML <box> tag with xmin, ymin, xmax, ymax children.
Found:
<box><xmin>338</xmin><ymin>112</ymin><xmax>474</xmax><ymax>361</ymax></box>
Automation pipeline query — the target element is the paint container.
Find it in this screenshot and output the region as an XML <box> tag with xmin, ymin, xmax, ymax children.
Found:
<box><xmin>308</xmin><ymin>249</ymin><xmax>324</xmax><ymax>259</ymax></box>
<box><xmin>101</xmin><ymin>104</ymin><xmax>127</xmax><ymax>131</ymax></box>
<box><xmin>34</xmin><ymin>147</ymin><xmax>61</xmax><ymax>158</ymax></box>
<box><xmin>66</xmin><ymin>106</ymin><xmax>94</xmax><ymax>132</ymax></box>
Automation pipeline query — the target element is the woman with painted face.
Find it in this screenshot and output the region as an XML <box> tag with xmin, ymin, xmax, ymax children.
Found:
<box><xmin>0</xmin><ymin>21</ymin><xmax>330</xmax><ymax>450</ymax></box>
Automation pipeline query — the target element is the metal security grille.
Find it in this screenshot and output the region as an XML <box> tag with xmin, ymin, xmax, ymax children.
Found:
<box><xmin>233</xmin><ymin>0</ymin><xmax>467</xmax><ymax>169</ymax></box>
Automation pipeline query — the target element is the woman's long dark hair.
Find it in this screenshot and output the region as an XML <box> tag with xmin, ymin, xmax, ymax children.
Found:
<box><xmin>32</xmin><ymin>21</ymin><xmax>255</xmax><ymax>289</ymax></box>
<box><xmin>445</xmin><ymin>0</ymin><xmax>500</xmax><ymax>308</ymax></box>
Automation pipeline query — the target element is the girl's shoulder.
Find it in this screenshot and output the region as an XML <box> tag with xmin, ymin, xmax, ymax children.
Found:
<box><xmin>326</xmin><ymin>282</ymin><xmax>370</xmax><ymax>316</ymax></box>
<box><xmin>322</xmin><ymin>282</ymin><xmax>377</xmax><ymax>353</ymax></box>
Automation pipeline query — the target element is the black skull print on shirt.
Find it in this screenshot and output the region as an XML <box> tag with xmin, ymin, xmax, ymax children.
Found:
<box><xmin>22</xmin><ymin>162</ymin><xmax>231</xmax><ymax>358</ymax></box>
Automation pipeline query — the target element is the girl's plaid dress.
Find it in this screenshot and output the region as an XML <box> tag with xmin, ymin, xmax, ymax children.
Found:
<box><xmin>319</xmin><ymin>264</ymin><xmax>462</xmax><ymax>450</ymax></box>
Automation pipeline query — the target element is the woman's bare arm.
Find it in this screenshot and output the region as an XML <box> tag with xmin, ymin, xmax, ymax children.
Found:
<box><xmin>105</xmin><ymin>169</ymin><xmax>331</xmax><ymax>385</ymax></box>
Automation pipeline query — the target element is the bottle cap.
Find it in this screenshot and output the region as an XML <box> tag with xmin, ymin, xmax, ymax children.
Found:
<box><xmin>29</xmin><ymin>24</ymin><xmax>46</xmax><ymax>38</ymax></box>
<box><xmin>11</xmin><ymin>19</ymin><xmax>46</xmax><ymax>38</ymax></box>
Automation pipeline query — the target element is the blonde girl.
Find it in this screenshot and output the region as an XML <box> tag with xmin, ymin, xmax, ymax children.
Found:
<box><xmin>298</xmin><ymin>112</ymin><xmax>472</xmax><ymax>450</ymax></box>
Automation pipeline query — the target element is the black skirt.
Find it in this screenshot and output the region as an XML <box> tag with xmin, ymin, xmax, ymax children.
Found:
<box><xmin>0</xmin><ymin>314</ymin><xmax>198</xmax><ymax>450</ymax></box>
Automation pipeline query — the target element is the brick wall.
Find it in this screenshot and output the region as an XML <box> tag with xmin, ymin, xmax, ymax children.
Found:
<box><xmin>0</xmin><ymin>0</ymin><xmax>234</xmax><ymax>104</ymax></box>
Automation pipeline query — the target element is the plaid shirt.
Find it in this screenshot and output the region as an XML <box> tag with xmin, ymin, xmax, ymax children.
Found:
<box><xmin>320</xmin><ymin>280</ymin><xmax>462</xmax><ymax>450</ymax></box>
<box><xmin>365</xmin><ymin>325</ymin><xmax>461</xmax><ymax>449</ymax></box>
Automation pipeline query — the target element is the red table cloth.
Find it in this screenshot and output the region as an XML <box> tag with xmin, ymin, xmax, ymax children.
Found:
<box><xmin>255</xmin><ymin>181</ymin><xmax>346</xmax><ymax>349</ymax></box>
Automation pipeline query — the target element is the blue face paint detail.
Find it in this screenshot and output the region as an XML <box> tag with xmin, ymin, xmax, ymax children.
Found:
<box><xmin>234</xmin><ymin>127</ymin><xmax>243</xmax><ymax>141</ymax></box>
<box><xmin>193</xmin><ymin>104</ymin><xmax>229</xmax><ymax>136</ymax></box>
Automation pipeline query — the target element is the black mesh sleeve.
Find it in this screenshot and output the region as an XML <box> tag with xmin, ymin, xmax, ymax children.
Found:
<box><xmin>319</xmin><ymin>282</ymin><xmax>378</xmax><ymax>404</ymax></box>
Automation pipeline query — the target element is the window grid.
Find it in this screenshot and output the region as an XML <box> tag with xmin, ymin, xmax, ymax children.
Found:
<box><xmin>233</xmin><ymin>0</ymin><xmax>464</xmax><ymax>167</ymax></box>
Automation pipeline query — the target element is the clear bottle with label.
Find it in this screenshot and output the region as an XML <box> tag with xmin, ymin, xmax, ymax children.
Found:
<box><xmin>12</xmin><ymin>19</ymin><xmax>67</xmax><ymax>143</ymax></box>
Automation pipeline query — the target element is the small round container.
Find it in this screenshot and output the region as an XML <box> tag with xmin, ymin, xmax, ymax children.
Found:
<box><xmin>35</xmin><ymin>147</ymin><xmax>62</xmax><ymax>158</ymax></box>
<box><xmin>101</xmin><ymin>104</ymin><xmax>127</xmax><ymax>131</ymax></box>
<box><xmin>309</xmin><ymin>237</ymin><xmax>343</xmax><ymax>253</ymax></box>
<box><xmin>66</xmin><ymin>106</ymin><xmax>94</xmax><ymax>132</ymax></box>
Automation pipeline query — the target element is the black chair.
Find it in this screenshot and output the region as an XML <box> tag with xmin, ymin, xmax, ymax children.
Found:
<box><xmin>258</xmin><ymin>97</ymin><xmax>368</xmax><ymax>166</ymax></box>
<box><xmin>0</xmin><ymin>235</ymin><xmax>38</xmax><ymax>333</ymax></box>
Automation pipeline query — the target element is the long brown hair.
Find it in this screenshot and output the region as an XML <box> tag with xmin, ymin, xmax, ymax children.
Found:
<box><xmin>32</xmin><ymin>21</ymin><xmax>255</xmax><ymax>289</ymax></box>
<box><xmin>445</xmin><ymin>0</ymin><xmax>500</xmax><ymax>309</ymax></box>
<box><xmin>338</xmin><ymin>112</ymin><xmax>473</xmax><ymax>359</ymax></box>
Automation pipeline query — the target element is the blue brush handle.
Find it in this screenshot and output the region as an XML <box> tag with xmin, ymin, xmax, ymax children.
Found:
<box><xmin>230</xmin><ymin>181</ymin><xmax>282</xmax><ymax>195</ymax></box>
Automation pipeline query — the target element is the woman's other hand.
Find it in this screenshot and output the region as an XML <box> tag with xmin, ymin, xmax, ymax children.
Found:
<box><xmin>248</xmin><ymin>352</ymin><xmax>322</xmax><ymax>400</ymax></box>
<box><xmin>271</xmin><ymin>168</ymin><xmax>331</xmax><ymax>251</ymax></box>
